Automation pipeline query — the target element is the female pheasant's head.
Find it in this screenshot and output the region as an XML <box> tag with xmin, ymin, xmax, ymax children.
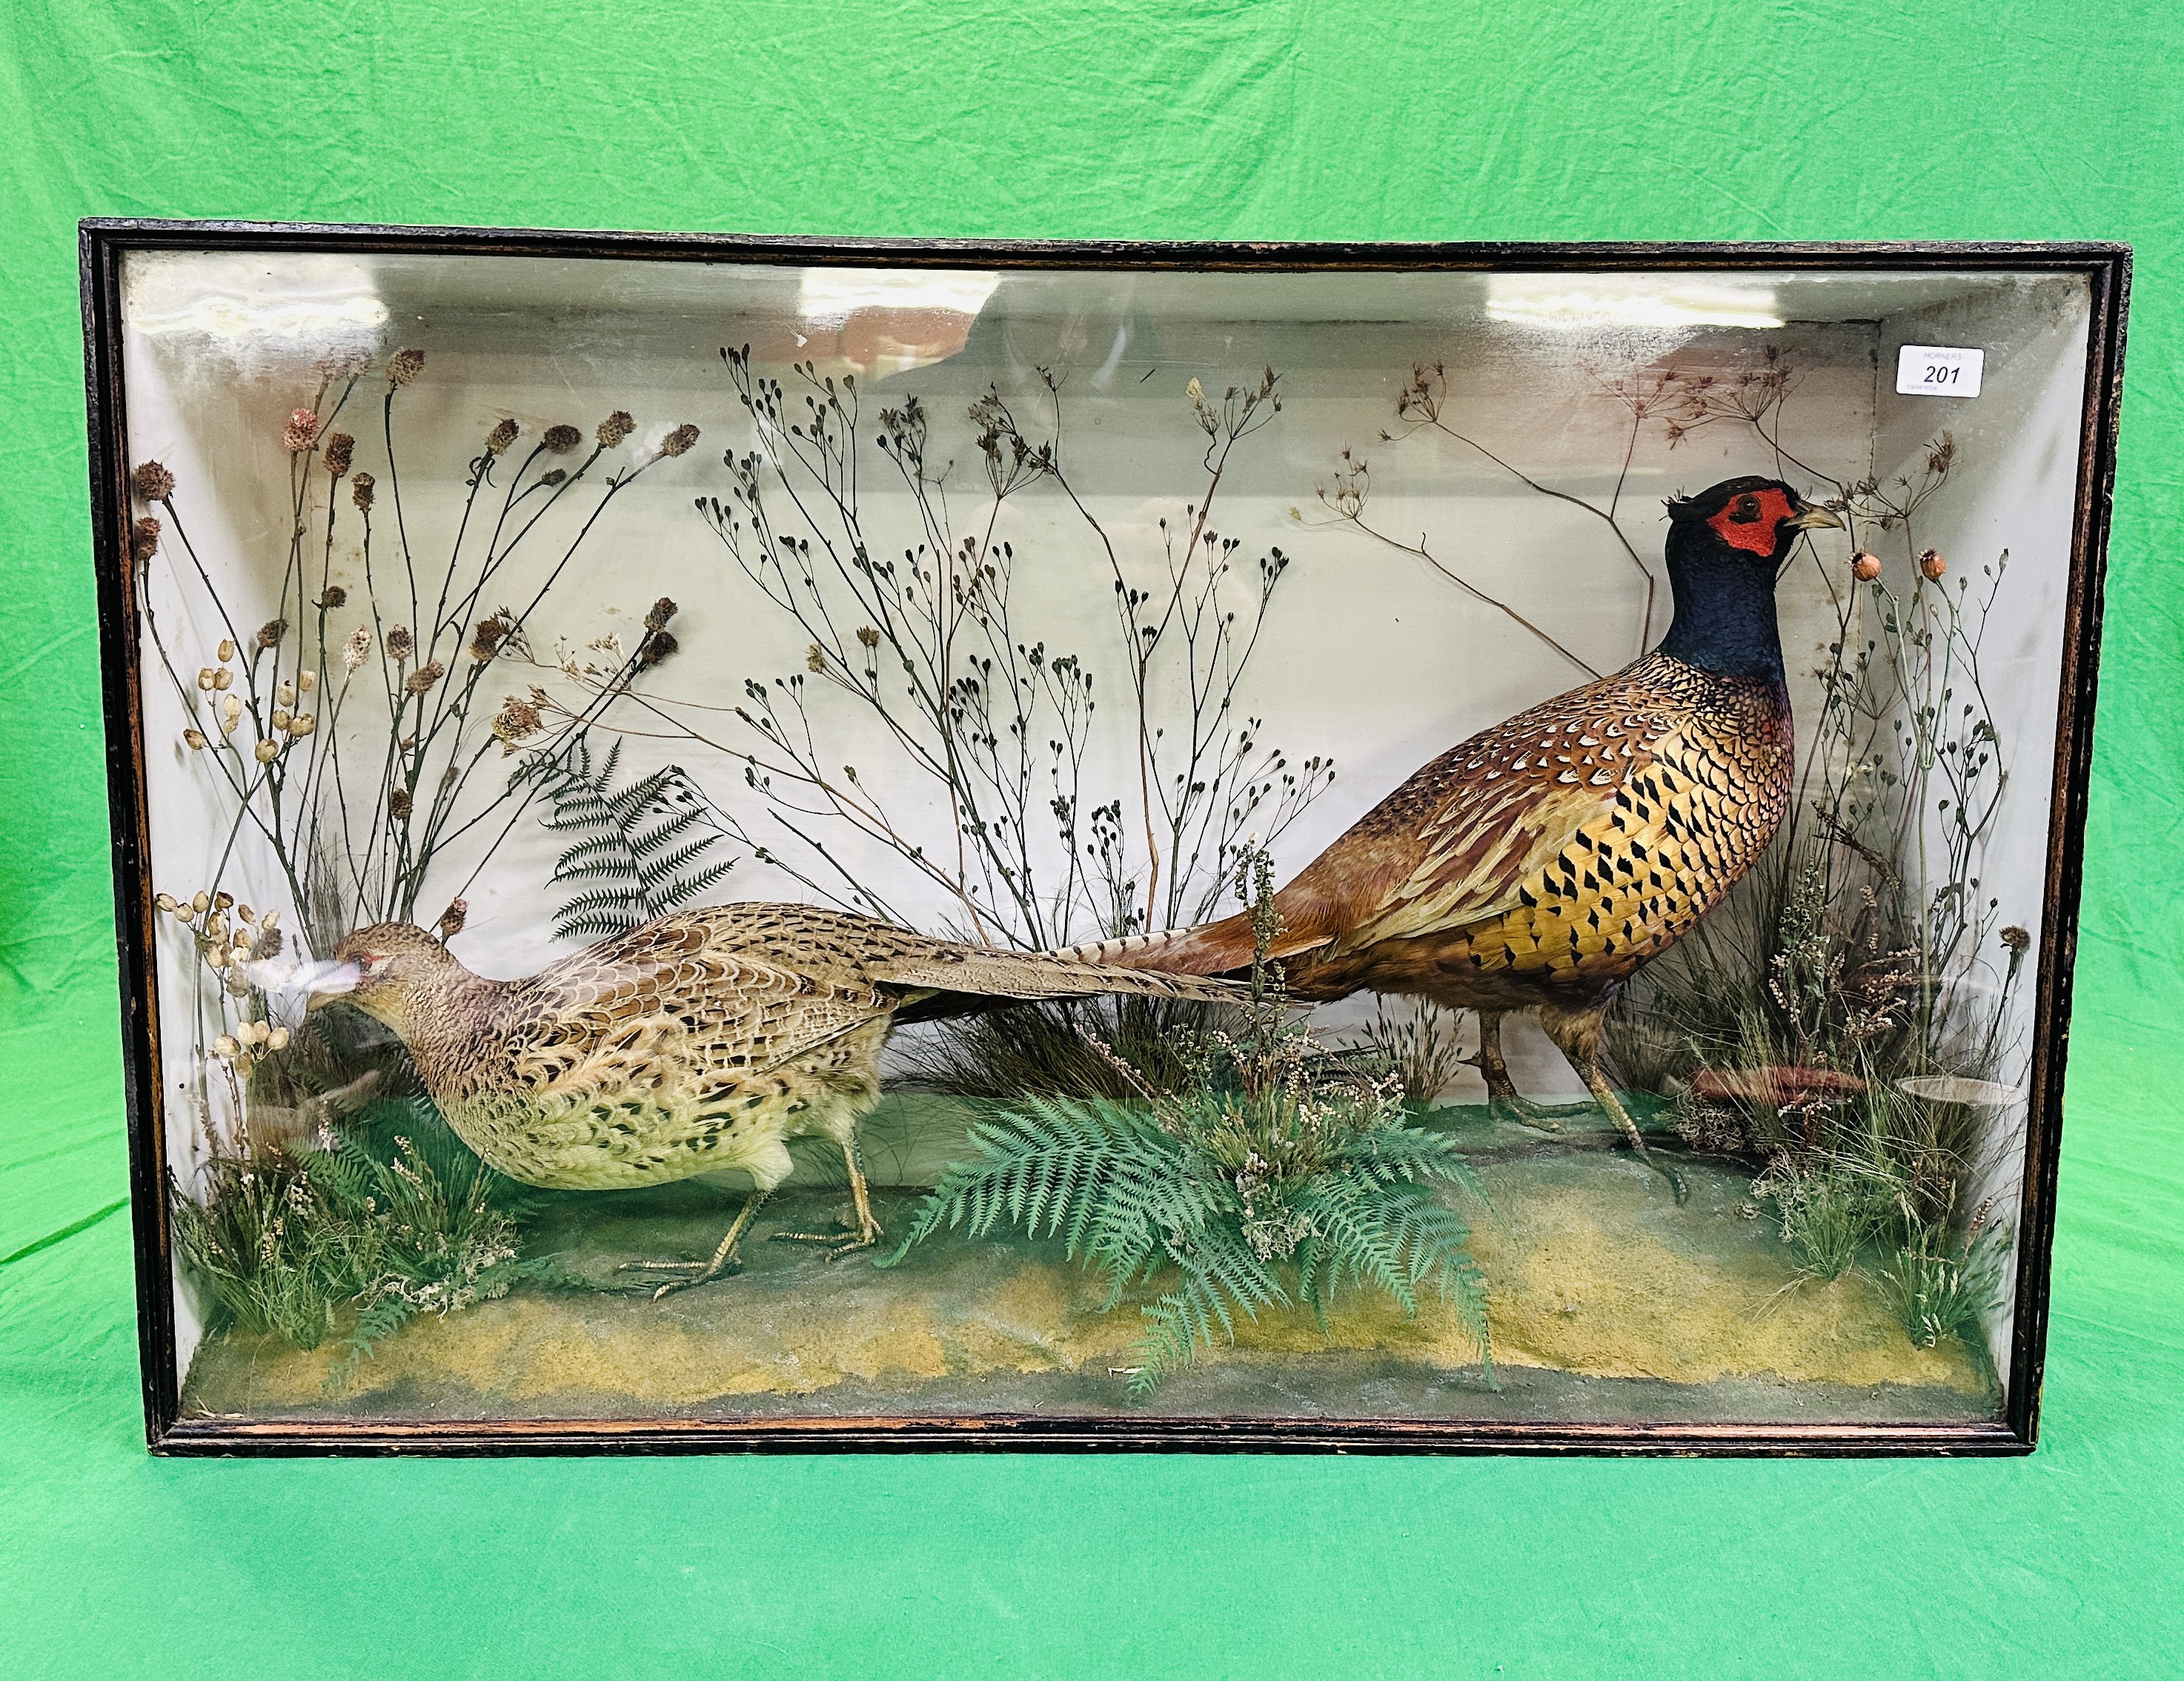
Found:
<box><xmin>1658</xmin><ymin>477</ymin><xmax>1842</xmax><ymax>680</ymax></box>
<box><xmin>309</xmin><ymin>921</ymin><xmax>469</xmax><ymax>1041</ymax></box>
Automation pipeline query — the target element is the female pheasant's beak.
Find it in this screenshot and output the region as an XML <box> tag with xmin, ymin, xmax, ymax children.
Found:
<box><xmin>305</xmin><ymin>961</ymin><xmax>362</xmax><ymax>1013</ymax></box>
<box><xmin>1785</xmin><ymin>498</ymin><xmax>1844</xmax><ymax>531</ymax></box>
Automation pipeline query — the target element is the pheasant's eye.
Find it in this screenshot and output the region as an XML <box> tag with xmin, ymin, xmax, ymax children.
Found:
<box><xmin>1729</xmin><ymin>494</ymin><xmax>1763</xmax><ymax>523</ymax></box>
<box><xmin>358</xmin><ymin>952</ymin><xmax>392</xmax><ymax>978</ymax></box>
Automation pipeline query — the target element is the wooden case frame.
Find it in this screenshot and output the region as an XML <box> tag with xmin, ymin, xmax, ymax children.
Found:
<box><xmin>79</xmin><ymin>221</ymin><xmax>2130</xmax><ymax>1458</ymax></box>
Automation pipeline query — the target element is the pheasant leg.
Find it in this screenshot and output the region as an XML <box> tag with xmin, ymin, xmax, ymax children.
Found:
<box><xmin>1537</xmin><ymin>1004</ymin><xmax>1687</xmax><ymax>1204</ymax></box>
<box><xmin>1467</xmin><ymin>1012</ymin><xmax>1594</xmax><ymax>1131</ymax></box>
<box><xmin>622</xmin><ymin>1188</ymin><xmax>769</xmax><ymax>1299</ymax></box>
<box><xmin>770</xmin><ymin>1138</ymin><xmax>883</xmax><ymax>1260</ymax></box>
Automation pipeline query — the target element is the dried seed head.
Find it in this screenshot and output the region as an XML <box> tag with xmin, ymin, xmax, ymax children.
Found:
<box><xmin>597</xmin><ymin>410</ymin><xmax>635</xmax><ymax>449</ymax></box>
<box><xmin>277</xmin><ymin>680</ymin><xmax>296</xmax><ymax>708</ymax></box>
<box><xmin>213</xmin><ymin>1034</ymin><xmax>240</xmax><ymax>1059</ymax></box>
<box><xmin>155</xmin><ymin>892</ymin><xmax>179</xmax><ymax>912</ymax></box>
<box><xmin>208</xmin><ymin>944</ymin><xmax>229</xmax><ymax>969</ymax></box>
<box><xmin>217</xmin><ymin>638</ymin><xmax>236</xmax><ymax>663</ymax></box>
<box><xmin>296</xmin><ymin>670</ymin><xmax>316</xmax><ymax>692</ymax></box>
<box><xmin>283</xmin><ymin>408</ymin><xmax>322</xmax><ymax>452</ymax></box>
<box><xmin>351</xmin><ymin>472</ymin><xmax>376</xmax><ymax>512</ymax></box>
<box><xmin>131</xmin><ymin>460</ymin><xmax>176</xmax><ymax>502</ymax></box>
<box><xmin>437</xmin><ymin>898</ymin><xmax>468</xmax><ymax>938</ymax></box>
<box><xmin>660</xmin><ymin>423</ymin><xmax>700</xmax><ymax>458</ymax></box>
<box><xmin>342</xmin><ymin>625</ymin><xmax>372</xmax><ymax>671</ymax></box>
<box><xmin>191</xmin><ymin>891</ymin><xmax>209</xmax><ymax>914</ymax></box>
<box><xmin>226</xmin><ymin>973</ymin><xmax>251</xmax><ymax>1001</ymax></box>
<box><xmin>322</xmin><ymin>431</ymin><xmax>354</xmax><ymax>477</ymax></box>
<box><xmin>319</xmin><ymin>584</ymin><xmax>348</xmax><ymax>610</ymax></box>
<box><xmin>259</xmin><ymin>908</ymin><xmax>278</xmax><ymax>929</ymax></box>
<box><xmin>491</xmin><ymin>694</ymin><xmax>542</xmax><ymax>750</ymax></box>
<box><xmin>645</xmin><ymin>597</ymin><xmax>677</xmax><ymax>631</ymax></box>
<box><xmin>387</xmin><ymin>348</ymin><xmax>425</xmax><ymax>388</ymax></box>
<box><xmin>468</xmin><ymin>611</ymin><xmax>514</xmax><ymax>662</ymax></box>
<box><xmin>856</xmin><ymin>625</ymin><xmax>880</xmax><ymax>649</ymax></box>
<box><xmin>254</xmin><ymin>738</ymin><xmax>280</xmax><ymax>763</ymax></box>
<box><xmin>259</xmin><ymin>928</ymin><xmax>285</xmax><ymax>960</ymax></box>
<box><xmin>182</xmin><ymin>728</ymin><xmax>208</xmax><ymax>750</ymax></box>
<box><xmin>387</xmin><ymin>786</ymin><xmax>413</xmax><ymax>820</ymax></box>
<box><xmin>214</xmin><ymin>891</ymin><xmax>233</xmax><ymax>910</ymax></box>
<box><xmin>636</xmin><ymin>629</ymin><xmax>678</xmax><ymax>669</ymax></box>
<box><xmin>806</xmin><ymin>643</ymin><xmax>827</xmax><ymax>673</ymax></box>
<box><xmin>542</xmin><ymin>424</ymin><xmax>582</xmax><ymax>454</ymax></box>
<box><xmin>485</xmin><ymin>418</ymin><xmax>520</xmax><ymax>454</ymax></box>
<box><xmin>255</xmin><ymin>617</ymin><xmax>287</xmax><ymax>649</ymax></box>
<box><xmin>196</xmin><ymin>668</ymin><xmax>217</xmax><ymax>691</ymax></box>
<box><xmin>212</xmin><ymin>666</ymin><xmax>233</xmax><ymax>691</ymax></box>
<box><xmin>404</xmin><ymin>660</ymin><xmax>445</xmax><ymax>694</ymax></box>
<box><xmin>2001</xmin><ymin>925</ymin><xmax>2030</xmax><ymax>952</ymax></box>
<box><xmin>219</xmin><ymin>692</ymin><xmax>242</xmax><ymax>720</ymax></box>
<box><xmin>267</xmin><ymin>1025</ymin><xmax>290</xmax><ymax>1051</ymax></box>
<box><xmin>540</xmin><ymin>468</ymin><xmax>566</xmax><ymax>487</ymax></box>
<box><xmin>1851</xmin><ymin>551</ymin><xmax>1882</xmax><ymax>582</ymax></box>
<box><xmin>131</xmin><ymin>516</ymin><xmax>162</xmax><ymax>563</ymax></box>
<box><xmin>289</xmin><ymin>711</ymin><xmax>316</xmax><ymax>736</ymax></box>
<box><xmin>1919</xmin><ymin>548</ymin><xmax>1946</xmax><ymax>580</ymax></box>
<box><xmin>271</xmin><ymin>707</ymin><xmax>293</xmax><ymax>732</ymax></box>
<box><xmin>385</xmin><ymin>624</ymin><xmax>414</xmax><ymax>662</ymax></box>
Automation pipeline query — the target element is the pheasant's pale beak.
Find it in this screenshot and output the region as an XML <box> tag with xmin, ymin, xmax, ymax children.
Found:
<box><xmin>1786</xmin><ymin>500</ymin><xmax>1845</xmax><ymax>531</ymax></box>
<box><xmin>305</xmin><ymin>961</ymin><xmax>362</xmax><ymax>1013</ymax></box>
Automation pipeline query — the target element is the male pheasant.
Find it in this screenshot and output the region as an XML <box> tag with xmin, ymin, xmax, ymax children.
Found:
<box><xmin>1061</xmin><ymin>476</ymin><xmax>1840</xmax><ymax>1178</ymax></box>
<box><xmin>311</xmin><ymin>903</ymin><xmax>1244</xmax><ymax>1295</ymax></box>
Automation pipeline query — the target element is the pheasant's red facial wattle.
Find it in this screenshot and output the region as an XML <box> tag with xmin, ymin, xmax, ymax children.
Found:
<box><xmin>1705</xmin><ymin>486</ymin><xmax>1796</xmax><ymax>557</ymax></box>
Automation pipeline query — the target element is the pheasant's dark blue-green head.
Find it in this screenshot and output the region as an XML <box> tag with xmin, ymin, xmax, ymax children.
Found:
<box><xmin>1657</xmin><ymin>477</ymin><xmax>1842</xmax><ymax>680</ymax></box>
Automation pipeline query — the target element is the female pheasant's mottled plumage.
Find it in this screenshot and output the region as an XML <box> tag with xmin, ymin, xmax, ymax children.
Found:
<box><xmin>321</xmin><ymin>903</ymin><xmax>1244</xmax><ymax>1291</ymax></box>
<box><xmin>1063</xmin><ymin>476</ymin><xmax>1839</xmax><ymax>1179</ymax></box>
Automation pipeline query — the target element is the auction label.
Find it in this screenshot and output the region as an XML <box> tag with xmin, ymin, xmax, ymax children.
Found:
<box><xmin>1896</xmin><ymin>345</ymin><xmax>1985</xmax><ymax>397</ymax></box>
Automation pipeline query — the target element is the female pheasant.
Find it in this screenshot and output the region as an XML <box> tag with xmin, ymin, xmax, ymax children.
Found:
<box><xmin>1061</xmin><ymin>477</ymin><xmax>1840</xmax><ymax>1179</ymax></box>
<box><xmin>311</xmin><ymin>903</ymin><xmax>1244</xmax><ymax>1295</ymax></box>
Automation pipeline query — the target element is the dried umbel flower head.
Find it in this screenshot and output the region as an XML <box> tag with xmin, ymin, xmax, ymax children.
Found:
<box><xmin>342</xmin><ymin>625</ymin><xmax>372</xmax><ymax>671</ymax></box>
<box><xmin>387</xmin><ymin>348</ymin><xmax>425</xmax><ymax>388</ymax></box>
<box><xmin>255</xmin><ymin>617</ymin><xmax>287</xmax><ymax>649</ymax></box>
<box><xmin>351</xmin><ymin>471</ymin><xmax>376</xmax><ymax>512</ymax></box>
<box><xmin>1919</xmin><ymin>548</ymin><xmax>1947</xmax><ymax>580</ymax></box>
<box><xmin>597</xmin><ymin>410</ymin><xmax>635</xmax><ymax>449</ymax></box>
<box><xmin>1851</xmin><ymin>551</ymin><xmax>1882</xmax><ymax>582</ymax></box>
<box><xmin>131</xmin><ymin>517</ymin><xmax>162</xmax><ymax>563</ymax></box>
<box><xmin>283</xmin><ymin>408</ymin><xmax>322</xmax><ymax>452</ymax></box>
<box><xmin>437</xmin><ymin>898</ymin><xmax>468</xmax><ymax>939</ymax></box>
<box><xmin>385</xmin><ymin>624</ymin><xmax>415</xmax><ymax>663</ymax></box>
<box><xmin>660</xmin><ymin>423</ymin><xmax>700</xmax><ymax>458</ymax></box>
<box><xmin>491</xmin><ymin>693</ymin><xmax>543</xmax><ymax>752</ymax></box>
<box><xmin>645</xmin><ymin>597</ymin><xmax>678</xmax><ymax>632</ymax></box>
<box><xmin>404</xmin><ymin>660</ymin><xmax>446</xmax><ymax>695</ymax></box>
<box><xmin>387</xmin><ymin>786</ymin><xmax>414</xmax><ymax>820</ymax></box>
<box><xmin>318</xmin><ymin>584</ymin><xmax>348</xmax><ymax>610</ymax></box>
<box><xmin>131</xmin><ymin>460</ymin><xmax>176</xmax><ymax>502</ymax></box>
<box><xmin>542</xmin><ymin>424</ymin><xmax>582</xmax><ymax>454</ymax></box>
<box><xmin>322</xmin><ymin>432</ymin><xmax>354</xmax><ymax>477</ymax></box>
<box><xmin>485</xmin><ymin>418</ymin><xmax>520</xmax><ymax>454</ymax></box>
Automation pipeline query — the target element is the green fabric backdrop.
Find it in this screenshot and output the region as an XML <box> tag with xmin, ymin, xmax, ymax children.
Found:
<box><xmin>3</xmin><ymin>2</ymin><xmax>2179</xmax><ymax>1674</ymax></box>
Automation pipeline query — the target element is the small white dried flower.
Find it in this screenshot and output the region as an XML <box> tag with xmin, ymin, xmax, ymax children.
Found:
<box><xmin>270</xmin><ymin>707</ymin><xmax>293</xmax><ymax>732</ymax></box>
<box><xmin>342</xmin><ymin>626</ymin><xmax>372</xmax><ymax>672</ymax></box>
<box><xmin>212</xmin><ymin>667</ymin><xmax>233</xmax><ymax>692</ymax></box>
<box><xmin>208</xmin><ymin>945</ymin><xmax>229</xmax><ymax>969</ymax></box>
<box><xmin>191</xmin><ymin>891</ymin><xmax>209</xmax><ymax>914</ymax></box>
<box><xmin>277</xmin><ymin>680</ymin><xmax>296</xmax><ymax>708</ymax></box>
<box><xmin>267</xmin><ymin>1026</ymin><xmax>290</xmax><ymax>1052</ymax></box>
<box><xmin>212</xmin><ymin>1034</ymin><xmax>240</xmax><ymax>1059</ymax></box>
<box><xmin>296</xmin><ymin>670</ymin><xmax>316</xmax><ymax>693</ymax></box>
<box><xmin>259</xmin><ymin>909</ymin><xmax>278</xmax><ymax>929</ymax></box>
<box><xmin>182</xmin><ymin>728</ymin><xmax>208</xmax><ymax>751</ymax></box>
<box><xmin>288</xmin><ymin>712</ymin><xmax>317</xmax><ymax>737</ymax></box>
<box><xmin>216</xmin><ymin>638</ymin><xmax>236</xmax><ymax>663</ymax></box>
<box><xmin>253</xmin><ymin>738</ymin><xmax>279</xmax><ymax>763</ymax></box>
<box><xmin>154</xmin><ymin>892</ymin><xmax>179</xmax><ymax>912</ymax></box>
<box><xmin>196</xmin><ymin>667</ymin><xmax>216</xmax><ymax>692</ymax></box>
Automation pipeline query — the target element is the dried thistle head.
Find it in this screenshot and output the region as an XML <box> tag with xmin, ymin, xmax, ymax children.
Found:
<box><xmin>323</xmin><ymin>432</ymin><xmax>354</xmax><ymax>477</ymax></box>
<box><xmin>351</xmin><ymin>471</ymin><xmax>376</xmax><ymax>512</ymax></box>
<box><xmin>659</xmin><ymin>423</ymin><xmax>700</xmax><ymax>458</ymax></box>
<box><xmin>131</xmin><ymin>460</ymin><xmax>176</xmax><ymax>502</ymax></box>
<box><xmin>342</xmin><ymin>625</ymin><xmax>372</xmax><ymax>671</ymax></box>
<box><xmin>255</xmin><ymin>617</ymin><xmax>287</xmax><ymax>649</ymax></box>
<box><xmin>385</xmin><ymin>624</ymin><xmax>415</xmax><ymax>663</ymax></box>
<box><xmin>540</xmin><ymin>468</ymin><xmax>566</xmax><ymax>487</ymax></box>
<box><xmin>387</xmin><ymin>348</ymin><xmax>425</xmax><ymax>388</ymax></box>
<box><xmin>542</xmin><ymin>424</ymin><xmax>582</xmax><ymax>454</ymax></box>
<box><xmin>636</xmin><ymin>630</ymin><xmax>678</xmax><ymax>669</ymax></box>
<box><xmin>386</xmin><ymin>786</ymin><xmax>413</xmax><ymax>820</ymax></box>
<box><xmin>597</xmin><ymin>410</ymin><xmax>635</xmax><ymax>449</ymax></box>
<box><xmin>318</xmin><ymin>584</ymin><xmax>348</xmax><ymax>610</ymax></box>
<box><xmin>283</xmin><ymin>409</ymin><xmax>322</xmax><ymax>453</ymax></box>
<box><xmin>468</xmin><ymin>611</ymin><xmax>514</xmax><ymax>662</ymax></box>
<box><xmin>485</xmin><ymin>418</ymin><xmax>520</xmax><ymax>454</ymax></box>
<box><xmin>491</xmin><ymin>694</ymin><xmax>543</xmax><ymax>752</ymax></box>
<box><xmin>2001</xmin><ymin>925</ymin><xmax>2030</xmax><ymax>952</ymax></box>
<box><xmin>403</xmin><ymin>660</ymin><xmax>445</xmax><ymax>694</ymax></box>
<box><xmin>437</xmin><ymin>898</ymin><xmax>468</xmax><ymax>939</ymax></box>
<box><xmin>645</xmin><ymin>597</ymin><xmax>678</xmax><ymax>631</ymax></box>
<box><xmin>131</xmin><ymin>516</ymin><xmax>162</xmax><ymax>563</ymax></box>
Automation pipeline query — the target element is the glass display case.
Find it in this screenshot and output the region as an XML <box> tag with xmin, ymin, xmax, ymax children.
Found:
<box><xmin>82</xmin><ymin>224</ymin><xmax>2128</xmax><ymax>1453</ymax></box>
